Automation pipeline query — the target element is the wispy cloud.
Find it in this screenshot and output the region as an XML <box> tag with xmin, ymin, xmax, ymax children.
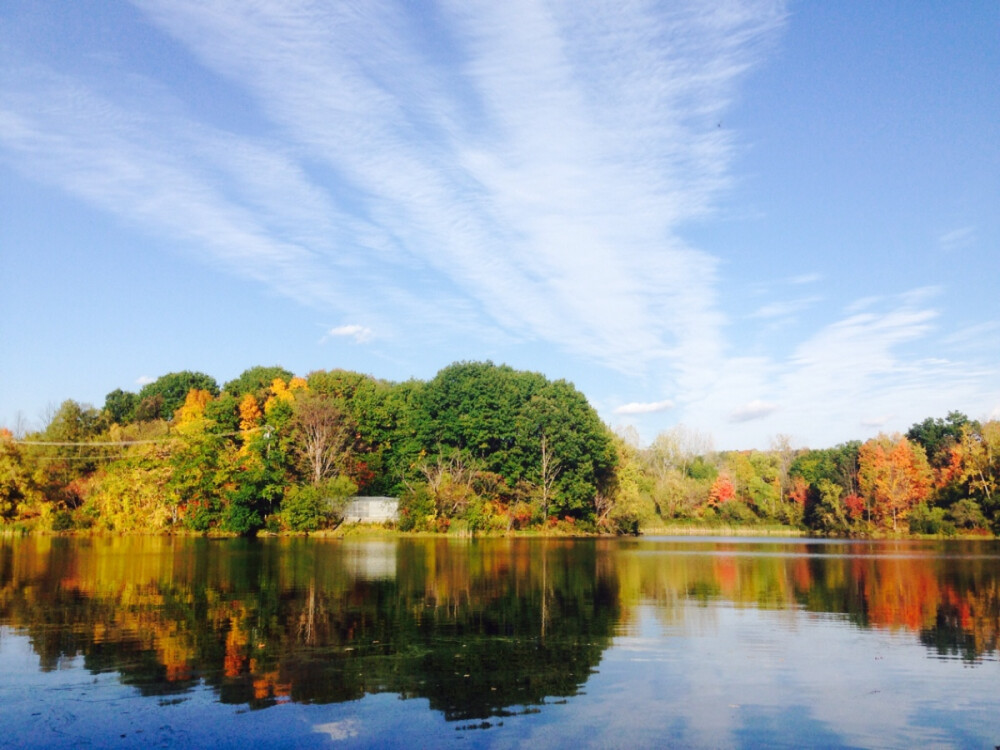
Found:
<box><xmin>121</xmin><ymin>0</ymin><xmax>784</xmax><ymax>377</ymax></box>
<box><xmin>754</xmin><ymin>291</ymin><xmax>988</xmax><ymax>444</ymax></box>
<box><xmin>325</xmin><ymin>325</ymin><xmax>374</xmax><ymax>344</ymax></box>
<box><xmin>16</xmin><ymin>3</ymin><xmax>995</xmax><ymax>450</ymax></box>
<box><xmin>939</xmin><ymin>226</ymin><xmax>975</xmax><ymax>253</ymax></box>
<box><xmin>653</xmin><ymin>287</ymin><xmax>998</xmax><ymax>448</ymax></box>
<box><xmin>941</xmin><ymin>321</ymin><xmax>1000</xmax><ymax>353</ymax></box>
<box><xmin>0</xmin><ymin>0</ymin><xmax>793</xmax><ymax>420</ymax></box>
<box><xmin>614</xmin><ymin>400</ymin><xmax>675</xmax><ymax>416</ymax></box>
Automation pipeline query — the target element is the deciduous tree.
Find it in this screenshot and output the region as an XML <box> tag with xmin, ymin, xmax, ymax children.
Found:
<box><xmin>137</xmin><ymin>371</ymin><xmax>219</xmax><ymax>421</ymax></box>
<box><xmin>238</xmin><ymin>394</ymin><xmax>263</xmax><ymax>432</ymax></box>
<box><xmin>858</xmin><ymin>434</ymin><xmax>932</xmax><ymax>532</ymax></box>
<box><xmin>291</xmin><ymin>392</ymin><xmax>353</xmax><ymax>485</ymax></box>
<box><xmin>224</xmin><ymin>365</ymin><xmax>294</xmax><ymax>399</ymax></box>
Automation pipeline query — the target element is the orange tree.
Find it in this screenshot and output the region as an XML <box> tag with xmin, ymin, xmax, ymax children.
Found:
<box><xmin>858</xmin><ymin>434</ymin><xmax>932</xmax><ymax>532</ymax></box>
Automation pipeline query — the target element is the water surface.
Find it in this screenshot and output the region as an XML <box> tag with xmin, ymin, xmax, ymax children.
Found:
<box><xmin>1</xmin><ymin>535</ymin><xmax>997</xmax><ymax>748</ymax></box>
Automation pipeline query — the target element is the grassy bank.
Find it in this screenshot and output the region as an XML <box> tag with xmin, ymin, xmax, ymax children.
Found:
<box><xmin>639</xmin><ymin>523</ymin><xmax>807</xmax><ymax>537</ymax></box>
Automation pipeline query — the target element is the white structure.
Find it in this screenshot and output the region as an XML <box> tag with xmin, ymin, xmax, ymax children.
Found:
<box><xmin>342</xmin><ymin>496</ymin><xmax>399</xmax><ymax>524</ymax></box>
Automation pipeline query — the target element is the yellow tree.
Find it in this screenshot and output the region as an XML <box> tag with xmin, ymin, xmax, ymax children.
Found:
<box><xmin>174</xmin><ymin>389</ymin><xmax>213</xmax><ymax>427</ymax></box>
<box><xmin>238</xmin><ymin>394</ymin><xmax>263</xmax><ymax>432</ymax></box>
<box><xmin>264</xmin><ymin>378</ymin><xmax>293</xmax><ymax>413</ymax></box>
<box><xmin>858</xmin><ymin>434</ymin><xmax>932</xmax><ymax>532</ymax></box>
<box><xmin>0</xmin><ymin>428</ymin><xmax>33</xmax><ymax>521</ymax></box>
<box><xmin>961</xmin><ymin>420</ymin><xmax>1000</xmax><ymax>505</ymax></box>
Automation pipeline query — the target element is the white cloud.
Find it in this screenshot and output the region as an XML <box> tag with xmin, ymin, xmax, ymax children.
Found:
<box><xmin>614</xmin><ymin>400</ymin><xmax>675</xmax><ymax>416</ymax></box>
<box><xmin>326</xmin><ymin>325</ymin><xmax>374</xmax><ymax>344</ymax></box>
<box><xmin>135</xmin><ymin>375</ymin><xmax>155</xmax><ymax>386</ymax></box>
<box><xmin>0</xmin><ymin>0</ymin><xmax>792</xmax><ymax>419</ymax></box>
<box><xmin>8</xmin><ymin>3</ymin><xmax>997</xmax><ymax>450</ymax></box>
<box><xmin>941</xmin><ymin>321</ymin><xmax>1000</xmax><ymax>352</ymax></box>
<box><xmin>123</xmin><ymin>0</ymin><xmax>784</xmax><ymax>377</ymax></box>
<box><xmin>729</xmin><ymin>399</ymin><xmax>778</xmax><ymax>422</ymax></box>
<box><xmin>705</xmin><ymin>289</ymin><xmax>1000</xmax><ymax>447</ymax></box>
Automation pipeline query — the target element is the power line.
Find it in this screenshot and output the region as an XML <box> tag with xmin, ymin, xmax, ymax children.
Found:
<box><xmin>13</xmin><ymin>427</ymin><xmax>262</xmax><ymax>448</ymax></box>
<box><xmin>15</xmin><ymin>438</ymin><xmax>179</xmax><ymax>446</ymax></box>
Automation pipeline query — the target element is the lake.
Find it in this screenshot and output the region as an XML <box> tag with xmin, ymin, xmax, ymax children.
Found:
<box><xmin>1</xmin><ymin>535</ymin><xmax>998</xmax><ymax>748</ymax></box>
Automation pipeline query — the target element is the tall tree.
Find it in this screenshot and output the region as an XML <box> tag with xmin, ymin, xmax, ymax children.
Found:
<box><xmin>291</xmin><ymin>392</ymin><xmax>353</xmax><ymax>485</ymax></box>
<box><xmin>858</xmin><ymin>434</ymin><xmax>932</xmax><ymax>532</ymax></box>
<box><xmin>907</xmin><ymin>412</ymin><xmax>974</xmax><ymax>468</ymax></box>
<box><xmin>961</xmin><ymin>420</ymin><xmax>1000</xmax><ymax>526</ymax></box>
<box><xmin>103</xmin><ymin>388</ymin><xmax>138</xmax><ymax>425</ymax></box>
<box><xmin>0</xmin><ymin>429</ymin><xmax>31</xmax><ymax>521</ymax></box>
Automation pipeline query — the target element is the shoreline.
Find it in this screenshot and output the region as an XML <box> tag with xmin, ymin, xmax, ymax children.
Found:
<box><xmin>2</xmin><ymin>523</ymin><xmax>993</xmax><ymax>541</ymax></box>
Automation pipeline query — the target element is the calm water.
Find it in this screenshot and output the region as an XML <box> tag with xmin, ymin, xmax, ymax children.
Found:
<box><xmin>1</xmin><ymin>535</ymin><xmax>998</xmax><ymax>749</ymax></box>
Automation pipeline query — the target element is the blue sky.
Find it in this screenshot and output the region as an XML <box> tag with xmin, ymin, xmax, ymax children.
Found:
<box><xmin>1</xmin><ymin>1</ymin><xmax>998</xmax><ymax>450</ymax></box>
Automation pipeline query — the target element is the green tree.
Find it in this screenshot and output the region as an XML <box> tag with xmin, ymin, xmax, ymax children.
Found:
<box><xmin>223</xmin><ymin>365</ymin><xmax>295</xmax><ymax>399</ymax></box>
<box><xmin>513</xmin><ymin>381</ymin><xmax>616</xmax><ymax>519</ymax></box>
<box><xmin>204</xmin><ymin>392</ymin><xmax>241</xmax><ymax>434</ymax></box>
<box><xmin>306</xmin><ymin>369</ymin><xmax>371</xmax><ymax>403</ymax></box>
<box><xmin>103</xmin><ymin>389</ymin><xmax>139</xmax><ymax>425</ymax></box>
<box><xmin>415</xmin><ymin>361</ymin><xmax>543</xmax><ymax>476</ymax></box>
<box><xmin>907</xmin><ymin>411</ymin><xmax>974</xmax><ymax>468</ymax></box>
<box><xmin>168</xmin><ymin>425</ymin><xmax>229</xmax><ymax>531</ymax></box>
<box><xmin>137</xmin><ymin>371</ymin><xmax>220</xmax><ymax>421</ymax></box>
<box><xmin>348</xmin><ymin>378</ymin><xmax>425</xmax><ymax>494</ymax></box>
<box><xmin>280</xmin><ymin>476</ymin><xmax>357</xmax><ymax>531</ymax></box>
<box><xmin>43</xmin><ymin>399</ymin><xmax>105</xmax><ymax>443</ymax></box>
<box><xmin>400</xmin><ymin>362</ymin><xmax>615</xmax><ymax>522</ymax></box>
<box><xmin>804</xmin><ymin>478</ymin><xmax>850</xmax><ymax>535</ymax></box>
<box><xmin>26</xmin><ymin>400</ymin><xmax>107</xmax><ymax>511</ymax></box>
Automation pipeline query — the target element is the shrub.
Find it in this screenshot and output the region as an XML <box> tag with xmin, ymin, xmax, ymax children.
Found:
<box><xmin>908</xmin><ymin>503</ymin><xmax>948</xmax><ymax>535</ymax></box>
<box><xmin>947</xmin><ymin>499</ymin><xmax>987</xmax><ymax>531</ymax></box>
<box><xmin>398</xmin><ymin>484</ymin><xmax>435</xmax><ymax>531</ymax></box>
<box><xmin>279</xmin><ymin>477</ymin><xmax>357</xmax><ymax>532</ymax></box>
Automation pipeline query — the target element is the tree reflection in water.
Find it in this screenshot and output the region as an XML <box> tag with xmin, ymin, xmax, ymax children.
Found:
<box><xmin>0</xmin><ymin>537</ymin><xmax>619</xmax><ymax>718</ymax></box>
<box><xmin>0</xmin><ymin>536</ymin><xmax>997</xmax><ymax>721</ymax></box>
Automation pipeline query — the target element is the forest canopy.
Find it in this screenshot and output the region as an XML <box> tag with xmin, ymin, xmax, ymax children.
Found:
<box><xmin>1</xmin><ymin>363</ymin><xmax>997</xmax><ymax>539</ymax></box>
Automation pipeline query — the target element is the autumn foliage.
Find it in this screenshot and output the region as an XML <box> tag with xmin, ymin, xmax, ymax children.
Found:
<box><xmin>858</xmin><ymin>434</ymin><xmax>932</xmax><ymax>532</ymax></box>
<box><xmin>2</xmin><ymin>362</ymin><xmax>998</xmax><ymax>538</ymax></box>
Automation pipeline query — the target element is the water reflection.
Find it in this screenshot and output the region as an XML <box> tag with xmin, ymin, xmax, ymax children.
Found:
<box><xmin>0</xmin><ymin>535</ymin><xmax>998</xmax><ymax>725</ymax></box>
<box><xmin>0</xmin><ymin>537</ymin><xmax>618</xmax><ymax>719</ymax></box>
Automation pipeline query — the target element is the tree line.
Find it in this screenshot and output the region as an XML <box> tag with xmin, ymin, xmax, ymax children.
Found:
<box><xmin>628</xmin><ymin>411</ymin><xmax>999</xmax><ymax>536</ymax></box>
<box><xmin>0</xmin><ymin>362</ymin><xmax>624</xmax><ymax>535</ymax></box>
<box><xmin>1</xmin><ymin>361</ymin><xmax>997</xmax><ymax>537</ymax></box>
